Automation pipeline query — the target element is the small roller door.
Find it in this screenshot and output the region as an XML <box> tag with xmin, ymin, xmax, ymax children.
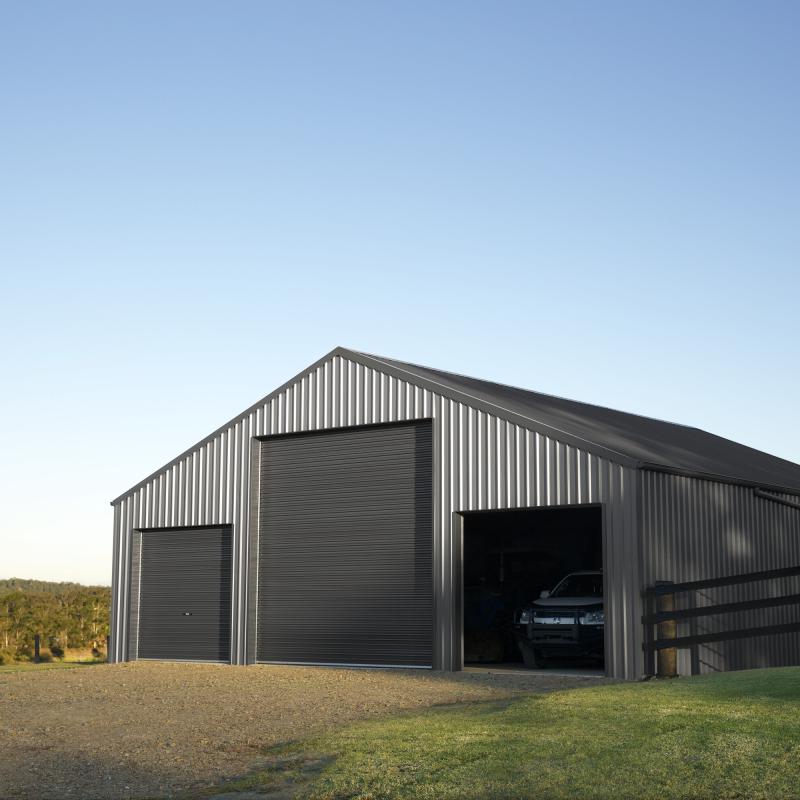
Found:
<box><xmin>257</xmin><ymin>421</ymin><xmax>433</xmax><ymax>667</ymax></box>
<box><xmin>137</xmin><ymin>527</ymin><xmax>232</xmax><ymax>661</ymax></box>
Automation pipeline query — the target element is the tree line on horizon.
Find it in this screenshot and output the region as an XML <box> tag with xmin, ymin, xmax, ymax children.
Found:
<box><xmin>0</xmin><ymin>578</ymin><xmax>110</xmax><ymax>663</ymax></box>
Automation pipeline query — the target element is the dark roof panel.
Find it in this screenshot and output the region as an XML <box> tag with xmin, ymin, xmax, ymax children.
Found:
<box><xmin>353</xmin><ymin>350</ymin><xmax>800</xmax><ymax>494</ymax></box>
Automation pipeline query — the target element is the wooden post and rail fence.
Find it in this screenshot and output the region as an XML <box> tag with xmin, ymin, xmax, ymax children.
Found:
<box><xmin>642</xmin><ymin>565</ymin><xmax>800</xmax><ymax>677</ymax></box>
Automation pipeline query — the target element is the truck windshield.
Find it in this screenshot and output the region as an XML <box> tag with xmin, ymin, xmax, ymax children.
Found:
<box><xmin>551</xmin><ymin>574</ymin><xmax>603</xmax><ymax>598</ymax></box>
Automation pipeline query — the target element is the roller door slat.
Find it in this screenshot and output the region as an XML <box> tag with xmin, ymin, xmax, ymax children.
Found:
<box><xmin>138</xmin><ymin>527</ymin><xmax>231</xmax><ymax>661</ymax></box>
<box><xmin>258</xmin><ymin>421</ymin><xmax>433</xmax><ymax>667</ymax></box>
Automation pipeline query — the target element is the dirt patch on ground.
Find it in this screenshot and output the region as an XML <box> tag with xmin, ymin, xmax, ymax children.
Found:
<box><xmin>0</xmin><ymin>661</ymin><xmax>606</xmax><ymax>799</ymax></box>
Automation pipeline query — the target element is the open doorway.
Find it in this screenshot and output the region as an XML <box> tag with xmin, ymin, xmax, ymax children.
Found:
<box><xmin>461</xmin><ymin>504</ymin><xmax>604</xmax><ymax>672</ymax></box>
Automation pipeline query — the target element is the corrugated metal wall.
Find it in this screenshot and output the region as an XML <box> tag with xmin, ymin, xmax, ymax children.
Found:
<box><xmin>111</xmin><ymin>352</ymin><xmax>643</xmax><ymax>679</ymax></box>
<box><xmin>641</xmin><ymin>471</ymin><xmax>800</xmax><ymax>674</ymax></box>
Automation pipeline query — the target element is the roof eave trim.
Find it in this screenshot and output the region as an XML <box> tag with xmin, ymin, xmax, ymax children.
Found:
<box><xmin>638</xmin><ymin>462</ymin><xmax>800</xmax><ymax>499</ymax></box>
<box><xmin>754</xmin><ymin>489</ymin><xmax>800</xmax><ymax>511</ymax></box>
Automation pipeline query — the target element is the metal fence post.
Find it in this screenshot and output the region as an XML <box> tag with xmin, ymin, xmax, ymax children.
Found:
<box><xmin>656</xmin><ymin>580</ymin><xmax>678</xmax><ymax>678</ymax></box>
<box><xmin>34</xmin><ymin>634</ymin><xmax>40</xmax><ymax>664</ymax></box>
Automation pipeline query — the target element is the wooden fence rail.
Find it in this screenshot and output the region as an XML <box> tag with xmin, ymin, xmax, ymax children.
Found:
<box><xmin>642</xmin><ymin>565</ymin><xmax>800</xmax><ymax>677</ymax></box>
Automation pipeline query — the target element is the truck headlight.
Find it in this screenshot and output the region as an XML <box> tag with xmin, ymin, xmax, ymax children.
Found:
<box><xmin>578</xmin><ymin>610</ymin><xmax>604</xmax><ymax>625</ymax></box>
<box><xmin>518</xmin><ymin>609</ymin><xmax>531</xmax><ymax>624</ymax></box>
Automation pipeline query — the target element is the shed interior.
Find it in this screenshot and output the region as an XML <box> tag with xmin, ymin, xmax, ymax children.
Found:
<box><xmin>462</xmin><ymin>505</ymin><xmax>603</xmax><ymax>668</ymax></box>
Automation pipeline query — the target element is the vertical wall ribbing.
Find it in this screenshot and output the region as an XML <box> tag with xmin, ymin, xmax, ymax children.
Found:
<box><xmin>640</xmin><ymin>471</ymin><xmax>800</xmax><ymax>674</ymax></box>
<box><xmin>111</xmin><ymin>355</ymin><xmax>642</xmax><ymax>677</ymax></box>
<box><xmin>109</xmin><ymin>503</ymin><xmax>120</xmax><ymax>660</ymax></box>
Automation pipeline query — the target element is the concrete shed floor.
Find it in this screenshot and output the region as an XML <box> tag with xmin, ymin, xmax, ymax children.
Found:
<box><xmin>0</xmin><ymin>661</ymin><xmax>609</xmax><ymax>799</ymax></box>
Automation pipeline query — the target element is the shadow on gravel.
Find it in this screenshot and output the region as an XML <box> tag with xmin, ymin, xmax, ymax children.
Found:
<box><xmin>1</xmin><ymin>748</ymin><xmax>201</xmax><ymax>800</ymax></box>
<box><xmin>189</xmin><ymin>752</ymin><xmax>334</xmax><ymax>800</ymax></box>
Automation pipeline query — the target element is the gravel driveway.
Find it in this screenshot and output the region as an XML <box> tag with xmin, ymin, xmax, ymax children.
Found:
<box><xmin>1</xmin><ymin>661</ymin><xmax>605</xmax><ymax>799</ymax></box>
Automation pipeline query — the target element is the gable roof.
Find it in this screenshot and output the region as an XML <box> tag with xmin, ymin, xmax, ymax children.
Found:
<box><xmin>349</xmin><ymin>349</ymin><xmax>800</xmax><ymax>496</ymax></box>
<box><xmin>113</xmin><ymin>346</ymin><xmax>800</xmax><ymax>504</ymax></box>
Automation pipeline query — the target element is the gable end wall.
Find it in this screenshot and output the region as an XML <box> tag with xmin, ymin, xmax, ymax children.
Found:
<box><xmin>111</xmin><ymin>354</ymin><xmax>643</xmax><ymax>679</ymax></box>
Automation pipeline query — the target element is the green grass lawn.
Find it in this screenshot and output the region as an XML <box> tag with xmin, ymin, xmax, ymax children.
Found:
<box><xmin>219</xmin><ymin>667</ymin><xmax>800</xmax><ymax>800</ymax></box>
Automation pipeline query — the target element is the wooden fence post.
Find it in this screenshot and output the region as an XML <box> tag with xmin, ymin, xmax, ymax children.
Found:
<box><xmin>656</xmin><ymin>581</ymin><xmax>678</xmax><ymax>678</ymax></box>
<box><xmin>34</xmin><ymin>634</ymin><xmax>40</xmax><ymax>664</ymax></box>
<box><xmin>643</xmin><ymin>589</ymin><xmax>655</xmax><ymax>677</ymax></box>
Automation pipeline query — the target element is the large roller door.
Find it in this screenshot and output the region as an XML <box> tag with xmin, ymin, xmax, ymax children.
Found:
<box><xmin>257</xmin><ymin>420</ymin><xmax>433</xmax><ymax>667</ymax></box>
<box><xmin>137</xmin><ymin>526</ymin><xmax>232</xmax><ymax>661</ymax></box>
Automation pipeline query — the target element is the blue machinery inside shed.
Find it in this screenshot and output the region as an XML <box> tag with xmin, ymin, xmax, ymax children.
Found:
<box><xmin>110</xmin><ymin>347</ymin><xmax>800</xmax><ymax>679</ymax></box>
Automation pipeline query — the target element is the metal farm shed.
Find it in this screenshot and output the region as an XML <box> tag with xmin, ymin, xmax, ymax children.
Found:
<box><xmin>109</xmin><ymin>347</ymin><xmax>800</xmax><ymax>680</ymax></box>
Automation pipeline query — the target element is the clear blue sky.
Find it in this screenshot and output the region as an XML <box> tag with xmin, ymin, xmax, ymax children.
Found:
<box><xmin>1</xmin><ymin>2</ymin><xmax>798</xmax><ymax>585</ymax></box>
